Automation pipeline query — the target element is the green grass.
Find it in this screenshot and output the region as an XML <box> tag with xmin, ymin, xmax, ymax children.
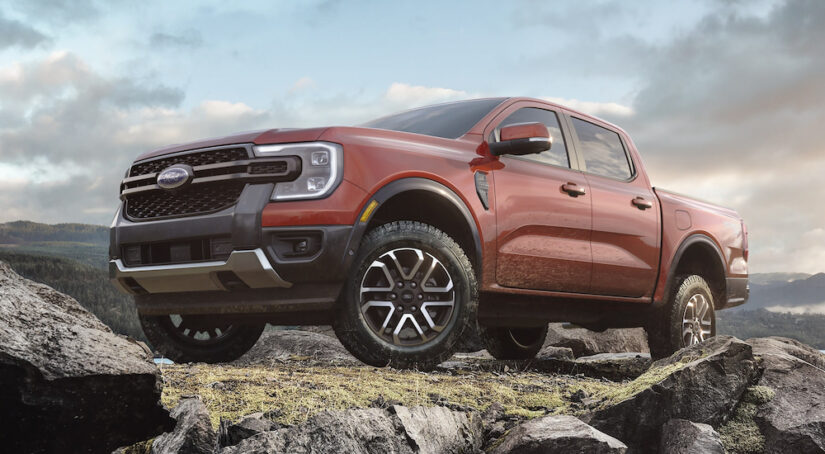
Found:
<box><xmin>159</xmin><ymin>361</ymin><xmax>617</xmax><ymax>427</ymax></box>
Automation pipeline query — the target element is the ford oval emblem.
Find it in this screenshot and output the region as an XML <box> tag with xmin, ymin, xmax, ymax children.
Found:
<box><xmin>157</xmin><ymin>165</ymin><xmax>193</xmax><ymax>190</ymax></box>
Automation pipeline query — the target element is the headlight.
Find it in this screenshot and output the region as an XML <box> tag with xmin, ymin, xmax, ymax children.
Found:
<box><xmin>253</xmin><ymin>141</ymin><xmax>343</xmax><ymax>201</ymax></box>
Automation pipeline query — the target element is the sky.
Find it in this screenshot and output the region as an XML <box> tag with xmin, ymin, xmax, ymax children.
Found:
<box><xmin>0</xmin><ymin>0</ymin><xmax>823</xmax><ymax>274</ymax></box>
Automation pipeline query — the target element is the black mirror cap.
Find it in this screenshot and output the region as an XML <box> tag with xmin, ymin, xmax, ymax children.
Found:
<box><xmin>489</xmin><ymin>137</ymin><xmax>552</xmax><ymax>157</ymax></box>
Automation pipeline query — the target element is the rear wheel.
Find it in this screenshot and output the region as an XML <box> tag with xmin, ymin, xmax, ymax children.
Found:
<box><xmin>481</xmin><ymin>325</ymin><xmax>548</xmax><ymax>360</ymax></box>
<box><xmin>140</xmin><ymin>314</ymin><xmax>265</xmax><ymax>363</ymax></box>
<box><xmin>333</xmin><ymin>221</ymin><xmax>477</xmax><ymax>371</ymax></box>
<box><xmin>646</xmin><ymin>274</ymin><xmax>716</xmax><ymax>360</ymax></box>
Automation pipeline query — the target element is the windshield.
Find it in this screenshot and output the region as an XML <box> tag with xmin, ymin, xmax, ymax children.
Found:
<box><xmin>361</xmin><ymin>98</ymin><xmax>507</xmax><ymax>139</ymax></box>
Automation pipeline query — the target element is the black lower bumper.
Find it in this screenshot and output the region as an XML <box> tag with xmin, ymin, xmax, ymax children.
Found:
<box><xmin>725</xmin><ymin>277</ymin><xmax>749</xmax><ymax>309</ymax></box>
<box><xmin>110</xmin><ymin>183</ymin><xmax>355</xmax><ymax>315</ymax></box>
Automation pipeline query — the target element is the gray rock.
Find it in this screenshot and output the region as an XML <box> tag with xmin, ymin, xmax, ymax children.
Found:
<box><xmin>0</xmin><ymin>261</ymin><xmax>173</xmax><ymax>453</ymax></box>
<box><xmin>537</xmin><ymin>345</ymin><xmax>576</xmax><ymax>360</ymax></box>
<box><xmin>233</xmin><ymin>329</ymin><xmax>359</xmax><ymax>366</ymax></box>
<box><xmin>544</xmin><ymin>323</ymin><xmax>649</xmax><ymax>357</ymax></box>
<box><xmin>748</xmin><ymin>337</ymin><xmax>825</xmax><ymax>453</ymax></box>
<box><xmin>660</xmin><ymin>419</ymin><xmax>724</xmax><ymax>454</ymax></box>
<box><xmin>489</xmin><ymin>414</ymin><xmax>627</xmax><ymax>454</ymax></box>
<box><xmin>219</xmin><ymin>412</ymin><xmax>279</xmax><ymax>447</ymax></box>
<box><xmin>392</xmin><ymin>405</ymin><xmax>483</xmax><ymax>453</ymax></box>
<box><xmin>574</xmin><ymin>352</ymin><xmax>651</xmax><ymax>380</ymax></box>
<box><xmin>153</xmin><ymin>398</ymin><xmax>217</xmax><ymax>454</ymax></box>
<box><xmin>582</xmin><ymin>336</ymin><xmax>759</xmax><ymax>452</ymax></box>
<box><xmin>221</xmin><ymin>405</ymin><xmax>482</xmax><ymax>454</ymax></box>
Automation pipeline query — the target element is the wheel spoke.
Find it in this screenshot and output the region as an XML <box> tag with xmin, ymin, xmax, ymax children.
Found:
<box><xmin>361</xmin><ymin>261</ymin><xmax>395</xmax><ymax>293</ymax></box>
<box><xmin>388</xmin><ymin>249</ymin><xmax>424</xmax><ymax>280</ymax></box>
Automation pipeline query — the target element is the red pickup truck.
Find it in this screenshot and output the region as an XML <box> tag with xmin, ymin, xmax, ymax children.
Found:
<box><xmin>110</xmin><ymin>97</ymin><xmax>749</xmax><ymax>369</ymax></box>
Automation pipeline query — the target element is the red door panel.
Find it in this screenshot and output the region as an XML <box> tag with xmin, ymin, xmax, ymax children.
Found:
<box><xmin>494</xmin><ymin>159</ymin><xmax>592</xmax><ymax>293</ymax></box>
<box><xmin>586</xmin><ymin>174</ymin><xmax>660</xmax><ymax>297</ymax></box>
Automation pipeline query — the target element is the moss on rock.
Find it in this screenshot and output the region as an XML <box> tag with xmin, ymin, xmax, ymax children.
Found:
<box><xmin>718</xmin><ymin>385</ymin><xmax>775</xmax><ymax>454</ymax></box>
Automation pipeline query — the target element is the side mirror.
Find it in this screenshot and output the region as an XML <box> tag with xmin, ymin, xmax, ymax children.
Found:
<box><xmin>489</xmin><ymin>122</ymin><xmax>552</xmax><ymax>157</ymax></box>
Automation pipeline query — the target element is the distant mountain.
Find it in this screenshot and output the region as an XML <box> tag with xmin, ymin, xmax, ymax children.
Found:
<box><xmin>748</xmin><ymin>272</ymin><xmax>812</xmax><ymax>286</ymax></box>
<box><xmin>0</xmin><ymin>220</ymin><xmax>108</xmax><ymax>268</ymax></box>
<box><xmin>738</xmin><ymin>272</ymin><xmax>825</xmax><ymax>314</ymax></box>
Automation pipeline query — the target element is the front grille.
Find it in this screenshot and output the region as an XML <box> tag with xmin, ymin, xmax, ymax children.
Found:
<box><xmin>122</xmin><ymin>144</ymin><xmax>300</xmax><ymax>221</ymax></box>
<box><xmin>125</xmin><ymin>181</ymin><xmax>245</xmax><ymax>220</ymax></box>
<box><xmin>129</xmin><ymin>148</ymin><xmax>249</xmax><ymax>177</ymax></box>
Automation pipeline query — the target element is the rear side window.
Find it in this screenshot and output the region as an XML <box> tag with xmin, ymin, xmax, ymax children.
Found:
<box><xmin>492</xmin><ymin>108</ymin><xmax>569</xmax><ymax>168</ymax></box>
<box><xmin>571</xmin><ymin>117</ymin><xmax>632</xmax><ymax>180</ymax></box>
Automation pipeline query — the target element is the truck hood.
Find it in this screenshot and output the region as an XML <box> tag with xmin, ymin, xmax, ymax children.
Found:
<box><xmin>134</xmin><ymin>127</ymin><xmax>330</xmax><ymax>161</ymax></box>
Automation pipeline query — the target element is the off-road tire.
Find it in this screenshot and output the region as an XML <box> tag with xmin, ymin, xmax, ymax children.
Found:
<box><xmin>646</xmin><ymin>274</ymin><xmax>716</xmax><ymax>360</ymax></box>
<box><xmin>480</xmin><ymin>325</ymin><xmax>548</xmax><ymax>360</ymax></box>
<box><xmin>140</xmin><ymin>315</ymin><xmax>265</xmax><ymax>363</ymax></box>
<box><xmin>333</xmin><ymin>221</ymin><xmax>478</xmax><ymax>371</ymax></box>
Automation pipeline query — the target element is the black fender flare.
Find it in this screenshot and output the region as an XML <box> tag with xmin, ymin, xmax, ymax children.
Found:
<box><xmin>341</xmin><ymin>177</ymin><xmax>483</xmax><ymax>275</ymax></box>
<box><xmin>655</xmin><ymin>233</ymin><xmax>727</xmax><ymax>308</ymax></box>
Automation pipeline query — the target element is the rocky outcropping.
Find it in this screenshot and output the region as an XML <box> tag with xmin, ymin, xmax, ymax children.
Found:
<box><xmin>221</xmin><ymin>405</ymin><xmax>483</xmax><ymax>454</ymax></box>
<box><xmin>748</xmin><ymin>337</ymin><xmax>825</xmax><ymax>453</ymax></box>
<box><xmin>489</xmin><ymin>414</ymin><xmax>627</xmax><ymax>454</ymax></box>
<box><xmin>0</xmin><ymin>262</ymin><xmax>173</xmax><ymax>453</ymax></box>
<box><xmin>543</xmin><ymin>323</ymin><xmax>649</xmax><ymax>357</ymax></box>
<box><xmin>582</xmin><ymin>336</ymin><xmax>759</xmax><ymax>452</ymax></box>
<box><xmin>233</xmin><ymin>329</ymin><xmax>359</xmax><ymax>366</ymax></box>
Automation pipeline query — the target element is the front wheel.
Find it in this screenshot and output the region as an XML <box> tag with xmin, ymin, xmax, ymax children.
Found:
<box><xmin>140</xmin><ymin>314</ymin><xmax>265</xmax><ymax>363</ymax></box>
<box><xmin>333</xmin><ymin>221</ymin><xmax>478</xmax><ymax>371</ymax></box>
<box><xmin>646</xmin><ymin>275</ymin><xmax>716</xmax><ymax>360</ymax></box>
<box><xmin>480</xmin><ymin>325</ymin><xmax>548</xmax><ymax>360</ymax></box>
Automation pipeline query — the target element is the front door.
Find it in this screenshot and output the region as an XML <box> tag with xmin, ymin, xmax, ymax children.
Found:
<box><xmin>491</xmin><ymin>106</ymin><xmax>593</xmax><ymax>293</ymax></box>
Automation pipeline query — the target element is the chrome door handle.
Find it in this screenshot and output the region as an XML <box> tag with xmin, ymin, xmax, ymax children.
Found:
<box><xmin>561</xmin><ymin>183</ymin><xmax>586</xmax><ymax>197</ymax></box>
<box><xmin>632</xmin><ymin>197</ymin><xmax>653</xmax><ymax>210</ymax></box>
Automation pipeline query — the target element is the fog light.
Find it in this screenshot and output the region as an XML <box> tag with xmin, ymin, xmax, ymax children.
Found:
<box><xmin>210</xmin><ymin>238</ymin><xmax>233</xmax><ymax>260</ymax></box>
<box><xmin>307</xmin><ymin>177</ymin><xmax>326</xmax><ymax>192</ymax></box>
<box><xmin>310</xmin><ymin>150</ymin><xmax>330</xmax><ymax>166</ymax></box>
<box><xmin>124</xmin><ymin>246</ymin><xmax>141</xmax><ymax>264</ymax></box>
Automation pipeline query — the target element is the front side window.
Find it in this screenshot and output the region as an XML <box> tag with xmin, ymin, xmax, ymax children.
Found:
<box><xmin>571</xmin><ymin>117</ymin><xmax>632</xmax><ymax>180</ymax></box>
<box><xmin>491</xmin><ymin>107</ymin><xmax>569</xmax><ymax>168</ymax></box>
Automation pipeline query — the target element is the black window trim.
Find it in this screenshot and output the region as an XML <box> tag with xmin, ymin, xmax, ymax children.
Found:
<box><xmin>565</xmin><ymin>113</ymin><xmax>637</xmax><ymax>183</ymax></box>
<box><xmin>488</xmin><ymin>106</ymin><xmax>578</xmax><ymax>172</ymax></box>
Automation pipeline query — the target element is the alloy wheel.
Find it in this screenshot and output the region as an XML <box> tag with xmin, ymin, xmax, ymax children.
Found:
<box><xmin>359</xmin><ymin>247</ymin><xmax>456</xmax><ymax>346</ymax></box>
<box><xmin>682</xmin><ymin>293</ymin><xmax>712</xmax><ymax>346</ymax></box>
<box><xmin>163</xmin><ymin>314</ymin><xmax>239</xmax><ymax>346</ymax></box>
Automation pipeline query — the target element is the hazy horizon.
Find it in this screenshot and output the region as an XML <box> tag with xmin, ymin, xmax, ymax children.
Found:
<box><xmin>1</xmin><ymin>0</ymin><xmax>824</xmax><ymax>274</ymax></box>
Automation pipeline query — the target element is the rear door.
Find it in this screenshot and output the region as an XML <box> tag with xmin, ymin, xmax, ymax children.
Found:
<box><xmin>566</xmin><ymin>114</ymin><xmax>660</xmax><ymax>298</ymax></box>
<box><xmin>489</xmin><ymin>104</ymin><xmax>592</xmax><ymax>293</ymax></box>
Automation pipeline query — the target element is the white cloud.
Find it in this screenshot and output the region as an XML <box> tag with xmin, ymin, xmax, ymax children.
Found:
<box><xmin>384</xmin><ymin>82</ymin><xmax>470</xmax><ymax>106</ymax></box>
<box><xmin>289</xmin><ymin>76</ymin><xmax>315</xmax><ymax>92</ymax></box>
<box><xmin>542</xmin><ymin>97</ymin><xmax>634</xmax><ymax>118</ymax></box>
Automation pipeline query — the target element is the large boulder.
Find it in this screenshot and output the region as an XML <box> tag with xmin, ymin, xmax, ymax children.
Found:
<box><xmin>582</xmin><ymin>336</ymin><xmax>759</xmax><ymax>452</ymax></box>
<box><xmin>233</xmin><ymin>329</ymin><xmax>359</xmax><ymax>366</ymax></box>
<box><xmin>0</xmin><ymin>262</ymin><xmax>173</xmax><ymax>453</ymax></box>
<box><xmin>489</xmin><ymin>414</ymin><xmax>627</xmax><ymax>454</ymax></box>
<box><xmin>660</xmin><ymin>419</ymin><xmax>724</xmax><ymax>454</ymax></box>
<box><xmin>543</xmin><ymin>323</ymin><xmax>649</xmax><ymax>357</ymax></box>
<box><xmin>221</xmin><ymin>405</ymin><xmax>483</xmax><ymax>454</ymax></box>
<box><xmin>748</xmin><ymin>337</ymin><xmax>825</xmax><ymax>453</ymax></box>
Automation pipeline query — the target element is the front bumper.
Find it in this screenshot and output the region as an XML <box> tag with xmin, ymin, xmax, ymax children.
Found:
<box><xmin>110</xmin><ymin>182</ymin><xmax>356</xmax><ymax>315</ymax></box>
<box><xmin>110</xmin><ymin>248</ymin><xmax>290</xmax><ymax>294</ymax></box>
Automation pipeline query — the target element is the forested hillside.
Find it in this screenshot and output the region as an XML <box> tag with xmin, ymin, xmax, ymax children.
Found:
<box><xmin>0</xmin><ymin>221</ymin><xmax>109</xmax><ymax>268</ymax></box>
